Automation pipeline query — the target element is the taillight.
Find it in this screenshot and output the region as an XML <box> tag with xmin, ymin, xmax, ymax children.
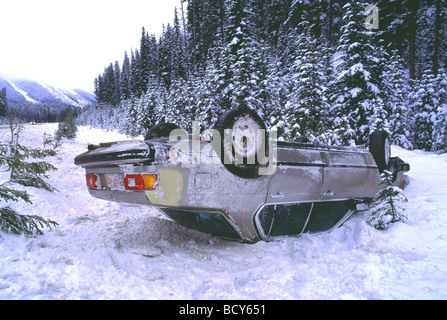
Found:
<box><xmin>86</xmin><ymin>174</ymin><xmax>101</xmax><ymax>189</ymax></box>
<box><xmin>401</xmin><ymin>163</ymin><xmax>410</xmax><ymax>172</ymax></box>
<box><xmin>124</xmin><ymin>174</ymin><xmax>158</xmax><ymax>191</ymax></box>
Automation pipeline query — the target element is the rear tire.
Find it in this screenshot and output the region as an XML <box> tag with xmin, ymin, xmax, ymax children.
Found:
<box><xmin>369</xmin><ymin>130</ymin><xmax>391</xmax><ymax>173</ymax></box>
<box><xmin>213</xmin><ymin>107</ymin><xmax>268</xmax><ymax>178</ymax></box>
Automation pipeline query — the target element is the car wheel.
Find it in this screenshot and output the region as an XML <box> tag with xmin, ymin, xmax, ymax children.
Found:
<box><xmin>213</xmin><ymin>107</ymin><xmax>268</xmax><ymax>178</ymax></box>
<box><xmin>145</xmin><ymin>123</ymin><xmax>181</xmax><ymax>141</ymax></box>
<box><xmin>369</xmin><ymin>130</ymin><xmax>391</xmax><ymax>172</ymax></box>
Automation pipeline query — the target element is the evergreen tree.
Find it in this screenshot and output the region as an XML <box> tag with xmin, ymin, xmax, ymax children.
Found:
<box><xmin>94</xmin><ymin>75</ymin><xmax>103</xmax><ymax>103</ymax></box>
<box><xmin>367</xmin><ymin>170</ymin><xmax>408</xmax><ymax>231</ymax></box>
<box><xmin>408</xmin><ymin>70</ymin><xmax>438</xmax><ymax>151</ymax></box>
<box><xmin>121</xmin><ymin>51</ymin><xmax>132</xmax><ymax>100</ymax></box>
<box><xmin>55</xmin><ymin>108</ymin><xmax>78</xmax><ymax>140</ymax></box>
<box><xmin>113</xmin><ymin>60</ymin><xmax>121</xmax><ymax>105</ymax></box>
<box><xmin>159</xmin><ymin>23</ymin><xmax>175</xmax><ymax>88</ymax></box>
<box><xmin>383</xmin><ymin>50</ymin><xmax>412</xmax><ymax>149</ymax></box>
<box><xmin>6</xmin><ymin>121</ymin><xmax>57</xmax><ymax>192</ymax></box>
<box><xmin>432</xmin><ymin>70</ymin><xmax>447</xmax><ymax>152</ymax></box>
<box><xmin>0</xmin><ymin>88</ymin><xmax>7</xmax><ymax>118</ymax></box>
<box><xmin>196</xmin><ymin>46</ymin><xmax>226</xmax><ymax>127</ymax></box>
<box><xmin>172</xmin><ymin>7</ymin><xmax>187</xmax><ymax>81</ymax></box>
<box><xmin>95</xmin><ymin>63</ymin><xmax>119</xmax><ymax>106</ymax></box>
<box><xmin>0</xmin><ymin>119</ymin><xmax>58</xmax><ymax>235</ymax></box>
<box><xmin>368</xmin><ymin>98</ymin><xmax>389</xmax><ymax>133</ymax></box>
<box><xmin>131</xmin><ymin>49</ymin><xmax>142</xmax><ymax>97</ymax></box>
<box><xmin>219</xmin><ymin>0</ymin><xmax>268</xmax><ymax>111</ymax></box>
<box><xmin>330</xmin><ymin>1</ymin><xmax>385</xmax><ymax>145</ymax></box>
<box><xmin>133</xmin><ymin>75</ymin><xmax>165</xmax><ymax>136</ymax></box>
<box><xmin>285</xmin><ymin>21</ymin><xmax>329</xmax><ymax>143</ymax></box>
<box><xmin>187</xmin><ymin>0</ymin><xmax>227</xmax><ymax>73</ymax></box>
<box><xmin>139</xmin><ymin>27</ymin><xmax>152</xmax><ymax>93</ymax></box>
<box><xmin>167</xmin><ymin>76</ymin><xmax>200</xmax><ymax>130</ymax></box>
<box><xmin>149</xmin><ymin>78</ymin><xmax>169</xmax><ymax>125</ymax></box>
<box><xmin>138</xmin><ymin>28</ymin><xmax>160</xmax><ymax>93</ymax></box>
<box><xmin>123</xmin><ymin>95</ymin><xmax>140</xmax><ymax>136</ymax></box>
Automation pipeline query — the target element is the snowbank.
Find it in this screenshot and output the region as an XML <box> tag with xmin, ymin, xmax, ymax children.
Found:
<box><xmin>0</xmin><ymin>124</ymin><xmax>446</xmax><ymax>299</ymax></box>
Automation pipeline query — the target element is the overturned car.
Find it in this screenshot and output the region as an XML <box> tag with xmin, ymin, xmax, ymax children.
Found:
<box><xmin>74</xmin><ymin>108</ymin><xmax>410</xmax><ymax>243</ymax></box>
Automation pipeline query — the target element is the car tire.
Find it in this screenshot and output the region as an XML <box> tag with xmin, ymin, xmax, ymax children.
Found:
<box><xmin>369</xmin><ymin>130</ymin><xmax>391</xmax><ymax>173</ymax></box>
<box><xmin>145</xmin><ymin>123</ymin><xmax>181</xmax><ymax>141</ymax></box>
<box><xmin>213</xmin><ymin>107</ymin><xmax>268</xmax><ymax>178</ymax></box>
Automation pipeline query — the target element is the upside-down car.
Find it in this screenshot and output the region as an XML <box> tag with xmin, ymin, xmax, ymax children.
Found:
<box><xmin>75</xmin><ymin>108</ymin><xmax>410</xmax><ymax>243</ymax></box>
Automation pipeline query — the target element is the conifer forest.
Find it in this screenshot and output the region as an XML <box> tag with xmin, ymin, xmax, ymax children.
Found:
<box><xmin>77</xmin><ymin>0</ymin><xmax>447</xmax><ymax>152</ymax></box>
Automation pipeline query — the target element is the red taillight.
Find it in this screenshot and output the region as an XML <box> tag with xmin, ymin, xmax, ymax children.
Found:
<box><xmin>86</xmin><ymin>174</ymin><xmax>101</xmax><ymax>189</ymax></box>
<box><xmin>124</xmin><ymin>174</ymin><xmax>158</xmax><ymax>191</ymax></box>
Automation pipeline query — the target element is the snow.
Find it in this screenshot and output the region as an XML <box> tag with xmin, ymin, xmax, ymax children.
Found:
<box><xmin>1</xmin><ymin>124</ymin><xmax>447</xmax><ymax>300</ymax></box>
<box><xmin>7</xmin><ymin>80</ymin><xmax>39</xmax><ymax>104</ymax></box>
<box><xmin>40</xmin><ymin>84</ymin><xmax>92</xmax><ymax>108</ymax></box>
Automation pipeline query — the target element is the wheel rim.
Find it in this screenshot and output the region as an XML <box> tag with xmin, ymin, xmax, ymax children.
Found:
<box><xmin>231</xmin><ymin>116</ymin><xmax>263</xmax><ymax>159</ymax></box>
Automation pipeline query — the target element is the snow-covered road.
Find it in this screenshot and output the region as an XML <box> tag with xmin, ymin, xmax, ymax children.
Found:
<box><xmin>1</xmin><ymin>124</ymin><xmax>446</xmax><ymax>299</ymax></box>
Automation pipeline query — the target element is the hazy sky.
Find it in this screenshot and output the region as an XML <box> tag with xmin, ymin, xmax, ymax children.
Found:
<box><xmin>0</xmin><ymin>0</ymin><xmax>180</xmax><ymax>91</ymax></box>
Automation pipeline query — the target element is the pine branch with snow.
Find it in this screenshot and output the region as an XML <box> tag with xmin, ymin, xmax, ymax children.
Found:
<box><xmin>0</xmin><ymin>207</ymin><xmax>58</xmax><ymax>236</ymax></box>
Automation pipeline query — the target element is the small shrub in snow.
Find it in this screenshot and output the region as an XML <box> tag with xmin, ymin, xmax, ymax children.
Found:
<box><xmin>368</xmin><ymin>170</ymin><xmax>408</xmax><ymax>230</ymax></box>
<box><xmin>55</xmin><ymin>109</ymin><xmax>77</xmax><ymax>141</ymax></box>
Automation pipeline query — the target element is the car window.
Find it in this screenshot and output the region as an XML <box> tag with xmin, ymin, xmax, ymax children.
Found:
<box><xmin>158</xmin><ymin>208</ymin><xmax>241</xmax><ymax>240</ymax></box>
<box><xmin>257</xmin><ymin>203</ymin><xmax>313</xmax><ymax>239</ymax></box>
<box><xmin>305</xmin><ymin>200</ymin><xmax>354</xmax><ymax>234</ymax></box>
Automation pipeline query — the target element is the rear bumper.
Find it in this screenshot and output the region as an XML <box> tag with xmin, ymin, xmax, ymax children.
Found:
<box><xmin>88</xmin><ymin>189</ymin><xmax>151</xmax><ymax>205</ymax></box>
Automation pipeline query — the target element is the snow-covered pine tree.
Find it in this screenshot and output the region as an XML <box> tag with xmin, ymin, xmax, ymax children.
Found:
<box><xmin>172</xmin><ymin>7</ymin><xmax>187</xmax><ymax>81</ymax></box>
<box><xmin>0</xmin><ymin>119</ymin><xmax>58</xmax><ymax>235</ymax></box>
<box><xmin>383</xmin><ymin>50</ymin><xmax>412</xmax><ymax>149</ymax></box>
<box><xmin>330</xmin><ymin>1</ymin><xmax>385</xmax><ymax>146</ymax></box>
<box><xmin>6</xmin><ymin>121</ymin><xmax>57</xmax><ymax>192</ymax></box>
<box><xmin>367</xmin><ymin>170</ymin><xmax>408</xmax><ymax>231</ymax></box>
<box><xmin>221</xmin><ymin>0</ymin><xmax>265</xmax><ymax>111</ymax></box>
<box><xmin>131</xmin><ymin>49</ymin><xmax>142</xmax><ymax>97</ymax></box>
<box><xmin>113</xmin><ymin>61</ymin><xmax>121</xmax><ymax>106</ymax></box>
<box><xmin>166</xmin><ymin>78</ymin><xmax>190</xmax><ymax>129</ymax></box>
<box><xmin>102</xmin><ymin>63</ymin><xmax>117</xmax><ymax>106</ymax></box>
<box><xmin>124</xmin><ymin>75</ymin><xmax>165</xmax><ymax>137</ymax></box>
<box><xmin>408</xmin><ymin>69</ymin><xmax>438</xmax><ymax>151</ymax></box>
<box><xmin>432</xmin><ymin>69</ymin><xmax>447</xmax><ymax>152</ymax></box>
<box><xmin>263</xmin><ymin>52</ymin><xmax>291</xmax><ymax>141</ymax></box>
<box><xmin>139</xmin><ymin>27</ymin><xmax>151</xmax><ymax>94</ymax></box>
<box><xmin>93</xmin><ymin>75</ymin><xmax>103</xmax><ymax>104</ymax></box>
<box><xmin>121</xmin><ymin>51</ymin><xmax>132</xmax><ymax>101</ymax></box>
<box><xmin>123</xmin><ymin>95</ymin><xmax>140</xmax><ymax>137</ymax></box>
<box><xmin>159</xmin><ymin>23</ymin><xmax>175</xmax><ymax>89</ymax></box>
<box><xmin>285</xmin><ymin>21</ymin><xmax>329</xmax><ymax>144</ymax></box>
<box><xmin>55</xmin><ymin>108</ymin><xmax>77</xmax><ymax>140</ymax></box>
<box><xmin>368</xmin><ymin>98</ymin><xmax>389</xmax><ymax>134</ymax></box>
<box><xmin>196</xmin><ymin>44</ymin><xmax>227</xmax><ymax>128</ymax></box>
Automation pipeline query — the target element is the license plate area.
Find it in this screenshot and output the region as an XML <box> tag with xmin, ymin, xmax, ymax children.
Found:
<box><xmin>104</xmin><ymin>174</ymin><xmax>124</xmax><ymax>190</ymax></box>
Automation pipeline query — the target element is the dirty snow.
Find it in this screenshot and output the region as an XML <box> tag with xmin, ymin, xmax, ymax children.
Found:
<box><xmin>1</xmin><ymin>124</ymin><xmax>446</xmax><ymax>300</ymax></box>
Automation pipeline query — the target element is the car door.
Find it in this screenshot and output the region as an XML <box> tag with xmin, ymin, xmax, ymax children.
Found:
<box><xmin>320</xmin><ymin>150</ymin><xmax>371</xmax><ymax>200</ymax></box>
<box><xmin>266</xmin><ymin>147</ymin><xmax>324</xmax><ymax>204</ymax></box>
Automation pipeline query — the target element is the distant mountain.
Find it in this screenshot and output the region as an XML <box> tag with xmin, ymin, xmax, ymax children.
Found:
<box><xmin>0</xmin><ymin>76</ymin><xmax>96</xmax><ymax>107</ymax></box>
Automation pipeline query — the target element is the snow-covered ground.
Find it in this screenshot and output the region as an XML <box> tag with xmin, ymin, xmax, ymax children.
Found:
<box><xmin>1</xmin><ymin>124</ymin><xmax>446</xmax><ymax>300</ymax></box>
